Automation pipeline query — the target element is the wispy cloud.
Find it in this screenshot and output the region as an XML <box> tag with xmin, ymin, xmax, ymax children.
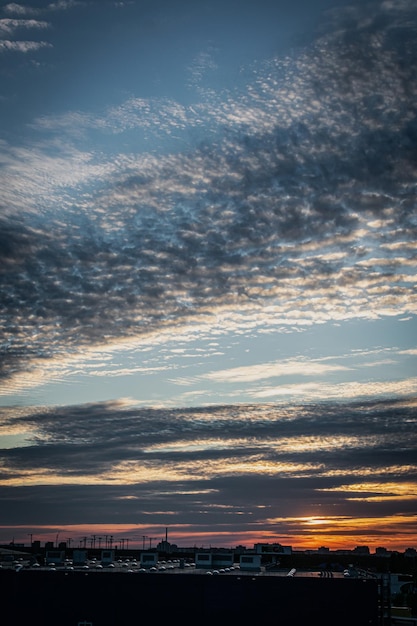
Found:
<box><xmin>0</xmin><ymin>39</ymin><xmax>51</xmax><ymax>52</ymax></box>
<box><xmin>0</xmin><ymin>397</ymin><xmax>415</xmax><ymax>548</ymax></box>
<box><xmin>203</xmin><ymin>359</ymin><xmax>350</xmax><ymax>383</ymax></box>
<box><xmin>3</xmin><ymin>1</ymin><xmax>81</xmax><ymax>15</ymax></box>
<box><xmin>0</xmin><ymin>18</ymin><xmax>50</xmax><ymax>35</ymax></box>
<box><xmin>248</xmin><ymin>378</ymin><xmax>417</xmax><ymax>401</ymax></box>
<box><xmin>1</xmin><ymin>0</ymin><xmax>417</xmax><ymax>553</ymax></box>
<box><xmin>3</xmin><ymin>3</ymin><xmax>37</xmax><ymax>16</ymax></box>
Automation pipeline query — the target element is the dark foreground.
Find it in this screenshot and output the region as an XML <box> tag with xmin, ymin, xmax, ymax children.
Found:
<box><xmin>1</xmin><ymin>569</ymin><xmax>379</xmax><ymax>626</ymax></box>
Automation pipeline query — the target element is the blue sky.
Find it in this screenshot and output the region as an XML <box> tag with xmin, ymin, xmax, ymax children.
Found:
<box><xmin>0</xmin><ymin>0</ymin><xmax>417</xmax><ymax>550</ymax></box>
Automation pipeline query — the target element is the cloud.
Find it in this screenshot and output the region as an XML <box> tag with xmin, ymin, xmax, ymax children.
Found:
<box><xmin>0</xmin><ymin>18</ymin><xmax>49</xmax><ymax>35</ymax></box>
<box><xmin>248</xmin><ymin>377</ymin><xmax>417</xmax><ymax>401</ymax></box>
<box><xmin>3</xmin><ymin>1</ymin><xmax>81</xmax><ymax>15</ymax></box>
<box><xmin>3</xmin><ymin>4</ymin><xmax>36</xmax><ymax>16</ymax></box>
<box><xmin>1</xmin><ymin>0</ymin><xmax>416</xmax><ymax>552</ymax></box>
<box><xmin>0</xmin><ymin>39</ymin><xmax>51</xmax><ymax>52</ymax></box>
<box><xmin>0</xmin><ymin>0</ymin><xmax>417</xmax><ymax>386</ymax></box>
<box><xmin>0</xmin><ymin>397</ymin><xmax>416</xmax><ymax>545</ymax></box>
<box><xmin>1</xmin><ymin>396</ymin><xmax>416</xmax><ymax>477</ymax></box>
<box><xmin>46</xmin><ymin>0</ymin><xmax>80</xmax><ymax>10</ymax></box>
<box><xmin>0</xmin><ymin>14</ymin><xmax>51</xmax><ymax>56</ymax></box>
<box><xmin>202</xmin><ymin>359</ymin><xmax>350</xmax><ymax>383</ymax></box>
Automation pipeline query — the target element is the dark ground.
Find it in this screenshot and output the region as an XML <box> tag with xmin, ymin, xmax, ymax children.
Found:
<box><xmin>1</xmin><ymin>568</ymin><xmax>379</xmax><ymax>626</ymax></box>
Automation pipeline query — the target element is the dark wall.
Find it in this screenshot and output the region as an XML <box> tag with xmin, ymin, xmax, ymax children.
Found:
<box><xmin>1</xmin><ymin>570</ymin><xmax>379</xmax><ymax>626</ymax></box>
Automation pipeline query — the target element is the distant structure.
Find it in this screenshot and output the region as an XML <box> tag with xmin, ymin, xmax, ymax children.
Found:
<box><xmin>45</xmin><ymin>550</ymin><xmax>64</xmax><ymax>566</ymax></box>
<box><xmin>254</xmin><ymin>542</ymin><xmax>292</xmax><ymax>555</ymax></box>
<box><xmin>157</xmin><ymin>527</ymin><xmax>178</xmax><ymax>553</ymax></box>
<box><xmin>100</xmin><ymin>549</ymin><xmax>114</xmax><ymax>565</ymax></box>
<box><xmin>72</xmin><ymin>549</ymin><xmax>87</xmax><ymax>566</ymax></box>
<box><xmin>240</xmin><ymin>554</ymin><xmax>262</xmax><ymax>571</ymax></box>
<box><xmin>140</xmin><ymin>552</ymin><xmax>158</xmax><ymax>569</ymax></box>
<box><xmin>195</xmin><ymin>551</ymin><xmax>234</xmax><ymax>569</ymax></box>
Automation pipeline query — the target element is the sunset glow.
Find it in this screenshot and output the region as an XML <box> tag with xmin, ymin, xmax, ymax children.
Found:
<box><xmin>2</xmin><ymin>513</ymin><xmax>417</xmax><ymax>553</ymax></box>
<box><xmin>1</xmin><ymin>0</ymin><xmax>416</xmax><ymax>553</ymax></box>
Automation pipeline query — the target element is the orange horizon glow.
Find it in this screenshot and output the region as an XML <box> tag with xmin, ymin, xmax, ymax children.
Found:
<box><xmin>1</xmin><ymin>515</ymin><xmax>416</xmax><ymax>553</ymax></box>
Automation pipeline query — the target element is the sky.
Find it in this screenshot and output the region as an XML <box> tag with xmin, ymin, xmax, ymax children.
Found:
<box><xmin>0</xmin><ymin>0</ymin><xmax>417</xmax><ymax>553</ymax></box>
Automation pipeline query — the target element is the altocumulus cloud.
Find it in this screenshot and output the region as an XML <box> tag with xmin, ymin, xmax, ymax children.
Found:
<box><xmin>0</xmin><ymin>10</ymin><xmax>51</xmax><ymax>52</ymax></box>
<box><xmin>0</xmin><ymin>0</ymin><xmax>417</xmax><ymax>391</ymax></box>
<box><xmin>0</xmin><ymin>0</ymin><xmax>416</xmax><ymax>551</ymax></box>
<box><xmin>0</xmin><ymin>399</ymin><xmax>416</xmax><ymax>533</ymax></box>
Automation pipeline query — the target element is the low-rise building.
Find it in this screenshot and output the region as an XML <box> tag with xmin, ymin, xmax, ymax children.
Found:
<box><xmin>254</xmin><ymin>542</ymin><xmax>292</xmax><ymax>555</ymax></box>
<box><xmin>45</xmin><ymin>550</ymin><xmax>64</xmax><ymax>565</ymax></box>
<box><xmin>195</xmin><ymin>551</ymin><xmax>234</xmax><ymax>569</ymax></box>
<box><xmin>239</xmin><ymin>554</ymin><xmax>261</xmax><ymax>571</ymax></box>
<box><xmin>72</xmin><ymin>549</ymin><xmax>87</xmax><ymax>566</ymax></box>
<box><xmin>140</xmin><ymin>552</ymin><xmax>158</xmax><ymax>568</ymax></box>
<box><xmin>100</xmin><ymin>549</ymin><xmax>114</xmax><ymax>565</ymax></box>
